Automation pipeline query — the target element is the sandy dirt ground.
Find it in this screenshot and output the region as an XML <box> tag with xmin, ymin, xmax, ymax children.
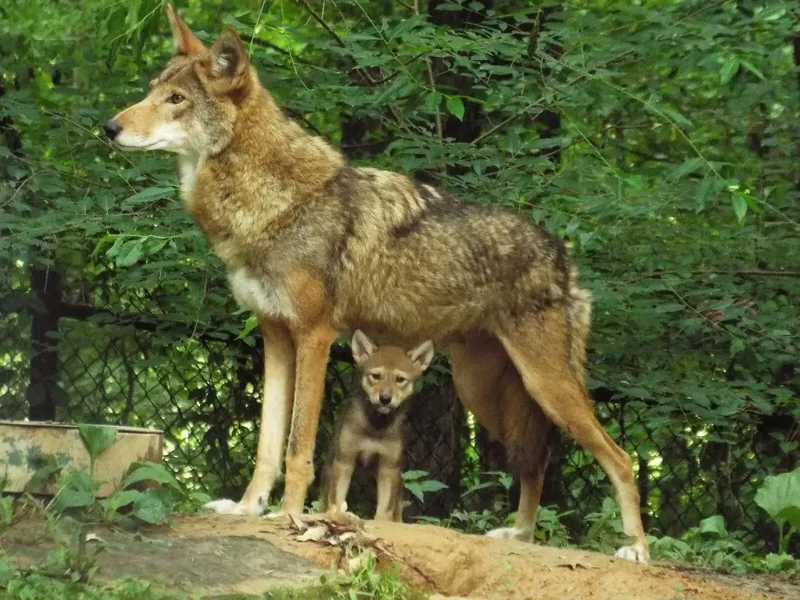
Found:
<box><xmin>3</xmin><ymin>512</ymin><xmax>798</xmax><ymax>599</ymax></box>
<box><xmin>172</xmin><ymin>513</ymin><xmax>798</xmax><ymax>600</ymax></box>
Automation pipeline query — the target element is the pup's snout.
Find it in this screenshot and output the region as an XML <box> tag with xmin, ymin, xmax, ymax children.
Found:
<box><xmin>103</xmin><ymin>120</ymin><xmax>123</xmax><ymax>140</ymax></box>
<box><xmin>379</xmin><ymin>394</ymin><xmax>392</xmax><ymax>406</ymax></box>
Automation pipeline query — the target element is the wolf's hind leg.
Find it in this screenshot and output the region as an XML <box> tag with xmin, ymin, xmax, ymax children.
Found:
<box><xmin>451</xmin><ymin>336</ymin><xmax>551</xmax><ymax>542</ymax></box>
<box><xmin>485</xmin><ymin>474</ymin><xmax>545</xmax><ymax>543</ymax></box>
<box><xmin>206</xmin><ymin>320</ymin><xmax>295</xmax><ymax>516</ymax></box>
<box><xmin>497</xmin><ymin>308</ymin><xmax>649</xmax><ymax>564</ymax></box>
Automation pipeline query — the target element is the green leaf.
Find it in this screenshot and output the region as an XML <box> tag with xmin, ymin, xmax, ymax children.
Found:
<box><xmin>116</xmin><ymin>239</ymin><xmax>145</xmax><ymax>267</ymax></box>
<box><xmin>419</xmin><ymin>480</ymin><xmax>449</xmax><ymax>493</ymax></box>
<box><xmin>405</xmin><ymin>482</ymin><xmax>424</xmax><ymax>502</ymax></box>
<box><xmin>424</xmin><ymin>92</ymin><xmax>442</xmax><ymax>112</ymax></box>
<box><xmin>52</xmin><ymin>470</ymin><xmax>97</xmax><ymax>512</ymax></box>
<box><xmin>673</xmin><ymin>157</ymin><xmax>706</xmax><ymax>180</ymax></box>
<box><xmin>131</xmin><ymin>488</ymin><xmax>174</xmax><ymax>524</ymax></box>
<box><xmin>732</xmin><ymin>193</ymin><xmax>748</xmax><ymax>222</ymax></box>
<box><xmin>77</xmin><ymin>424</ymin><xmax>117</xmax><ymax>462</ymax></box>
<box><xmin>740</xmin><ymin>60</ymin><xmax>764</xmax><ymax>80</ymax></box>
<box><xmin>237</xmin><ymin>314</ymin><xmax>259</xmax><ymax>340</ymax></box>
<box><xmin>719</xmin><ymin>57</ymin><xmax>740</xmax><ymax>84</ymax></box>
<box><xmin>104</xmin><ymin>236</ymin><xmax>125</xmax><ymax>259</ymax></box>
<box><xmin>402</xmin><ymin>470</ymin><xmax>429</xmax><ymax>482</ymax></box>
<box><xmin>698</xmin><ymin>515</ymin><xmax>727</xmax><ymax>537</ymax></box>
<box><xmin>446</xmin><ymin>96</ymin><xmax>465</xmax><ymax>121</ymax></box>
<box><xmin>124</xmin><ymin>462</ymin><xmax>181</xmax><ymax>492</ymax></box>
<box><xmin>122</xmin><ymin>186</ymin><xmax>173</xmax><ymax>207</ymax></box>
<box><xmin>103</xmin><ymin>489</ymin><xmax>140</xmax><ymax>513</ymax></box>
<box><xmin>755</xmin><ymin>469</ymin><xmax>800</xmax><ymax>529</ymax></box>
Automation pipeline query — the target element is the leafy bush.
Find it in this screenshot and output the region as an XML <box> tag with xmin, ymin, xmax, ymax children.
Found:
<box><xmin>755</xmin><ymin>468</ymin><xmax>800</xmax><ymax>554</ymax></box>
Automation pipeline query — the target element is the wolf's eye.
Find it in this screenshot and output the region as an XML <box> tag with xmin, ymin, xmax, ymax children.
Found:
<box><xmin>368</xmin><ymin>373</ymin><xmax>380</xmax><ymax>382</ymax></box>
<box><xmin>168</xmin><ymin>93</ymin><xmax>185</xmax><ymax>105</ymax></box>
<box><xmin>395</xmin><ymin>376</ymin><xmax>407</xmax><ymax>385</ymax></box>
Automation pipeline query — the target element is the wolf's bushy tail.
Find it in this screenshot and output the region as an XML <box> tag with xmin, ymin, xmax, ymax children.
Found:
<box><xmin>565</xmin><ymin>265</ymin><xmax>592</xmax><ymax>381</ymax></box>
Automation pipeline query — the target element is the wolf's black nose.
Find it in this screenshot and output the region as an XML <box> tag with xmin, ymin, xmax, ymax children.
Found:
<box><xmin>103</xmin><ymin>120</ymin><xmax>122</xmax><ymax>140</ymax></box>
<box><xmin>379</xmin><ymin>394</ymin><xmax>392</xmax><ymax>406</ymax></box>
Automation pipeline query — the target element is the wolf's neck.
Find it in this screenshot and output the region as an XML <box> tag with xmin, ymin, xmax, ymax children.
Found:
<box><xmin>179</xmin><ymin>88</ymin><xmax>344</xmax><ymax>247</ymax></box>
<box><xmin>225</xmin><ymin>90</ymin><xmax>344</xmax><ymax>201</ymax></box>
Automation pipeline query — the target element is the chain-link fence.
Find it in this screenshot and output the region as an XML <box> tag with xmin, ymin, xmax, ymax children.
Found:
<box><xmin>0</xmin><ymin>284</ymin><xmax>787</xmax><ymax>549</ymax></box>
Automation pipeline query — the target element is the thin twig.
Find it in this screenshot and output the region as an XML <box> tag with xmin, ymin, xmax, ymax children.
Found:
<box><xmin>249</xmin><ymin>37</ymin><xmax>317</xmax><ymax>67</ymax></box>
<box><xmin>415</xmin><ymin>0</ymin><xmax>443</xmax><ymax>139</ymax></box>
<box><xmin>471</xmin><ymin>102</ymin><xmax>544</xmax><ymax>146</ymax></box>
<box><xmin>295</xmin><ymin>0</ymin><xmax>409</xmax><ymax>132</ymax></box>
<box><xmin>296</xmin><ymin>0</ymin><xmax>346</xmax><ymax>48</ymax></box>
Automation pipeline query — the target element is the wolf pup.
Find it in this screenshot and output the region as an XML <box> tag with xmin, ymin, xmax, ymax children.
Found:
<box><xmin>104</xmin><ymin>5</ymin><xmax>650</xmax><ymax>563</ymax></box>
<box><xmin>320</xmin><ymin>331</ymin><xmax>433</xmax><ymax>522</ymax></box>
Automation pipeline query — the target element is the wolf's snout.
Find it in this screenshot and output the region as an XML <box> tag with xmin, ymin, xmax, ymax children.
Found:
<box><xmin>379</xmin><ymin>394</ymin><xmax>392</xmax><ymax>406</ymax></box>
<box><xmin>103</xmin><ymin>120</ymin><xmax>122</xmax><ymax>140</ymax></box>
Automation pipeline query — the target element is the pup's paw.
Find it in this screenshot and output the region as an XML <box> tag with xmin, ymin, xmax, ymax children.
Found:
<box><xmin>614</xmin><ymin>542</ymin><xmax>650</xmax><ymax>564</ymax></box>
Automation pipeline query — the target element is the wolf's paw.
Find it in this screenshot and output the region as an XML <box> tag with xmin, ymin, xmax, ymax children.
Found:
<box><xmin>204</xmin><ymin>499</ymin><xmax>261</xmax><ymax>516</ymax></box>
<box><xmin>485</xmin><ymin>527</ymin><xmax>533</xmax><ymax>543</ymax></box>
<box><xmin>614</xmin><ymin>543</ymin><xmax>649</xmax><ymax>564</ymax></box>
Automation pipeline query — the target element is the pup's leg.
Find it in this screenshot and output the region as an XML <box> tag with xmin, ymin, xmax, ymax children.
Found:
<box><xmin>374</xmin><ymin>458</ymin><xmax>402</xmax><ymax>522</ymax></box>
<box><xmin>322</xmin><ymin>454</ymin><xmax>356</xmax><ymax>517</ymax></box>
<box><xmin>206</xmin><ymin>320</ymin><xmax>295</xmax><ymax>515</ymax></box>
<box><xmin>280</xmin><ymin>326</ymin><xmax>337</xmax><ymax>516</ymax></box>
<box><xmin>497</xmin><ymin>308</ymin><xmax>649</xmax><ymax>564</ymax></box>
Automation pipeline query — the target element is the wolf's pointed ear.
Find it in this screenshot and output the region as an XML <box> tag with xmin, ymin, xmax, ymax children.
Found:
<box><xmin>167</xmin><ymin>4</ymin><xmax>205</xmax><ymax>55</ymax></box>
<box><xmin>209</xmin><ymin>28</ymin><xmax>249</xmax><ymax>81</ymax></box>
<box><xmin>408</xmin><ymin>340</ymin><xmax>435</xmax><ymax>372</ymax></box>
<box><xmin>351</xmin><ymin>330</ymin><xmax>376</xmax><ymax>366</ymax></box>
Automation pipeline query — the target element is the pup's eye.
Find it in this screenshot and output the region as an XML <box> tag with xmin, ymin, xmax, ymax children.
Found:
<box><xmin>168</xmin><ymin>93</ymin><xmax>185</xmax><ymax>105</ymax></box>
<box><xmin>395</xmin><ymin>376</ymin><xmax>407</xmax><ymax>385</ymax></box>
<box><xmin>368</xmin><ymin>373</ymin><xmax>380</xmax><ymax>382</ymax></box>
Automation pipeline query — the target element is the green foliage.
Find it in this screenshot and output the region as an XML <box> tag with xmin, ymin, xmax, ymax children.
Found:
<box><xmin>78</xmin><ymin>424</ymin><xmax>118</xmax><ymax>470</ymax></box>
<box><xmin>0</xmin><ymin>551</ymin><xmax>425</xmax><ymax>600</ymax></box>
<box><xmin>755</xmin><ymin>468</ymin><xmax>800</xmax><ymax>553</ymax></box>
<box><xmin>0</xmin><ymin>566</ymin><xmax>181</xmax><ymax>600</ymax></box>
<box><xmin>401</xmin><ymin>470</ymin><xmax>448</xmax><ymax>504</ymax></box>
<box><xmin>650</xmin><ymin>515</ymin><xmax>800</xmax><ymax>575</ymax></box>
<box><xmin>582</xmin><ymin>497</ymin><xmax>628</xmax><ymax>553</ymax></box>
<box><xmin>312</xmin><ymin>556</ymin><xmax>426</xmax><ymax>600</ymax></box>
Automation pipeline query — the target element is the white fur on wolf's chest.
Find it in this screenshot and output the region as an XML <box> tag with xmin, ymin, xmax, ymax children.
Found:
<box><xmin>178</xmin><ymin>154</ymin><xmax>203</xmax><ymax>197</ymax></box>
<box><xmin>227</xmin><ymin>268</ymin><xmax>297</xmax><ymax>321</ymax></box>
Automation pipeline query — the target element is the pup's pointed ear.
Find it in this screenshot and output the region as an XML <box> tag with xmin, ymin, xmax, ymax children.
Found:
<box><xmin>351</xmin><ymin>330</ymin><xmax>376</xmax><ymax>366</ymax></box>
<box><xmin>167</xmin><ymin>4</ymin><xmax>205</xmax><ymax>55</ymax></box>
<box><xmin>407</xmin><ymin>340</ymin><xmax>435</xmax><ymax>372</ymax></box>
<box><xmin>209</xmin><ymin>27</ymin><xmax>249</xmax><ymax>81</ymax></box>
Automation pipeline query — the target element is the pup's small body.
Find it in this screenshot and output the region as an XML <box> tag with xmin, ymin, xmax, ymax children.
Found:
<box><xmin>320</xmin><ymin>331</ymin><xmax>433</xmax><ymax>522</ymax></box>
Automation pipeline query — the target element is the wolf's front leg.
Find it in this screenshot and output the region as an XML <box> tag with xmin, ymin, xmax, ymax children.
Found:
<box><xmin>280</xmin><ymin>326</ymin><xmax>336</xmax><ymax>516</ymax></box>
<box><xmin>205</xmin><ymin>321</ymin><xmax>295</xmax><ymax>516</ymax></box>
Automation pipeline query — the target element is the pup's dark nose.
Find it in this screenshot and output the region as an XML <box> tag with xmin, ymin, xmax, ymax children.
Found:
<box><xmin>379</xmin><ymin>394</ymin><xmax>392</xmax><ymax>406</ymax></box>
<box><xmin>103</xmin><ymin>120</ymin><xmax>122</xmax><ymax>140</ymax></box>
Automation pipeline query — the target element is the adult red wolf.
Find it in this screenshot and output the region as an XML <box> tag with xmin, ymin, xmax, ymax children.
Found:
<box><xmin>104</xmin><ymin>4</ymin><xmax>649</xmax><ymax>563</ymax></box>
